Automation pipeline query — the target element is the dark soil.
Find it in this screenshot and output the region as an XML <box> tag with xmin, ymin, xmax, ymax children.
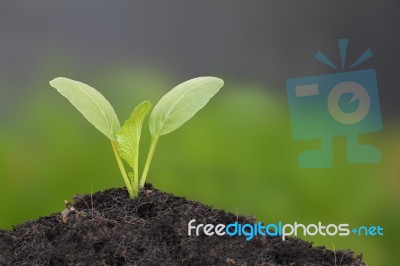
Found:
<box><xmin>0</xmin><ymin>184</ymin><xmax>365</xmax><ymax>266</ymax></box>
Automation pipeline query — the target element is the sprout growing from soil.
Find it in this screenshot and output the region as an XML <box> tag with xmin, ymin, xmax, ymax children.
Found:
<box><xmin>49</xmin><ymin>77</ymin><xmax>224</xmax><ymax>198</ymax></box>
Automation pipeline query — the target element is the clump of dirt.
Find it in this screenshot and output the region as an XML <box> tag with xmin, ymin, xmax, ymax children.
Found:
<box><xmin>0</xmin><ymin>184</ymin><xmax>365</xmax><ymax>265</ymax></box>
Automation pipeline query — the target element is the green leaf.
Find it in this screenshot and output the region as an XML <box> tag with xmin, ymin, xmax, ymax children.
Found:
<box><xmin>49</xmin><ymin>77</ymin><xmax>121</xmax><ymax>140</ymax></box>
<box><xmin>149</xmin><ymin>77</ymin><xmax>224</xmax><ymax>137</ymax></box>
<box><xmin>116</xmin><ymin>101</ymin><xmax>152</xmax><ymax>168</ymax></box>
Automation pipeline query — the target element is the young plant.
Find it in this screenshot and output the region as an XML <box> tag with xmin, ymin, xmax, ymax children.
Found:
<box><xmin>49</xmin><ymin>76</ymin><xmax>224</xmax><ymax>198</ymax></box>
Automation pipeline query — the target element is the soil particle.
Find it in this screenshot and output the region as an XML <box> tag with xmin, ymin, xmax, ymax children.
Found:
<box><xmin>0</xmin><ymin>184</ymin><xmax>365</xmax><ymax>265</ymax></box>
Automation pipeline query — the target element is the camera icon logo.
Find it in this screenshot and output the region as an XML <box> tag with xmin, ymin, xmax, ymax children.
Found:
<box><xmin>286</xmin><ymin>39</ymin><xmax>382</xmax><ymax>168</ymax></box>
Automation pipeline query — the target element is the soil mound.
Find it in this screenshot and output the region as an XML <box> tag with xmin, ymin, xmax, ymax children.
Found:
<box><xmin>0</xmin><ymin>184</ymin><xmax>365</xmax><ymax>265</ymax></box>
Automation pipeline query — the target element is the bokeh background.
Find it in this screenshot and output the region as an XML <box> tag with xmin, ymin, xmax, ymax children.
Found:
<box><xmin>0</xmin><ymin>1</ymin><xmax>399</xmax><ymax>265</ymax></box>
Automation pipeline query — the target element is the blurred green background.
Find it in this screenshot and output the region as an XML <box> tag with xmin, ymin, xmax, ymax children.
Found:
<box><xmin>0</xmin><ymin>67</ymin><xmax>399</xmax><ymax>265</ymax></box>
<box><xmin>1</xmin><ymin>1</ymin><xmax>399</xmax><ymax>265</ymax></box>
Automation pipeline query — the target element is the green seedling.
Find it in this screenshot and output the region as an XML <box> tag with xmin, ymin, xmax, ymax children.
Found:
<box><xmin>49</xmin><ymin>77</ymin><xmax>224</xmax><ymax>198</ymax></box>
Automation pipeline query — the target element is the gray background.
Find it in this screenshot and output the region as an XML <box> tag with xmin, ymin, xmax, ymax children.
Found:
<box><xmin>0</xmin><ymin>1</ymin><xmax>399</xmax><ymax>118</ymax></box>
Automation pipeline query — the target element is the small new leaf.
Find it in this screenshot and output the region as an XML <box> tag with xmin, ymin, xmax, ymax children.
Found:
<box><xmin>149</xmin><ymin>77</ymin><xmax>223</xmax><ymax>137</ymax></box>
<box><xmin>49</xmin><ymin>77</ymin><xmax>121</xmax><ymax>140</ymax></box>
<box><xmin>116</xmin><ymin>101</ymin><xmax>152</xmax><ymax>168</ymax></box>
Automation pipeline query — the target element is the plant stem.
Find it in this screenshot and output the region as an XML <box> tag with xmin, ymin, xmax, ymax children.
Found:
<box><xmin>133</xmin><ymin>141</ymin><xmax>139</xmax><ymax>196</ymax></box>
<box><xmin>111</xmin><ymin>141</ymin><xmax>135</xmax><ymax>197</ymax></box>
<box><xmin>140</xmin><ymin>136</ymin><xmax>159</xmax><ymax>188</ymax></box>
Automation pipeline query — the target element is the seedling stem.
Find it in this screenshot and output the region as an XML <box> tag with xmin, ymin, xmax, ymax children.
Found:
<box><xmin>140</xmin><ymin>136</ymin><xmax>159</xmax><ymax>188</ymax></box>
<box><xmin>111</xmin><ymin>141</ymin><xmax>135</xmax><ymax>197</ymax></box>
